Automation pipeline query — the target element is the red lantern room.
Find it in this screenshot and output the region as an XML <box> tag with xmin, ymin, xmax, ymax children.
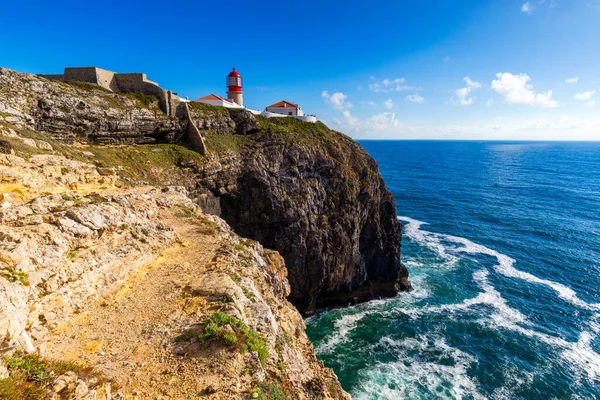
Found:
<box><xmin>226</xmin><ymin>67</ymin><xmax>244</xmax><ymax>106</ymax></box>
<box><xmin>227</xmin><ymin>68</ymin><xmax>242</xmax><ymax>92</ymax></box>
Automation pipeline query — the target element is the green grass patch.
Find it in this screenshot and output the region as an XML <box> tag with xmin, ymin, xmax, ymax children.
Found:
<box><xmin>126</xmin><ymin>92</ymin><xmax>158</xmax><ymax>106</ymax></box>
<box><xmin>66</xmin><ymin>250</ymin><xmax>78</xmax><ymax>260</ymax></box>
<box><xmin>199</xmin><ymin>312</ymin><xmax>269</xmax><ymax>365</ymax></box>
<box><xmin>248</xmin><ymin>382</ymin><xmax>287</xmax><ymax>400</ymax></box>
<box><xmin>175</xmin><ymin>204</ymin><xmax>194</xmax><ymax>218</ymax></box>
<box><xmin>187</xmin><ymin>101</ymin><xmax>231</xmax><ymax>118</ymax></box>
<box><xmin>218</xmin><ymin>295</ymin><xmax>233</xmax><ymax>304</ymax></box>
<box><xmin>0</xmin><ymin>267</ymin><xmax>29</xmax><ymax>286</ymax></box>
<box><xmin>57</xmin><ymin>80</ymin><xmax>112</xmax><ymax>93</ymax></box>
<box><xmin>204</xmin><ymin>133</ymin><xmax>248</xmax><ymax>153</ymax></box>
<box><xmin>0</xmin><ymin>352</ymin><xmax>105</xmax><ymax>400</ymax></box>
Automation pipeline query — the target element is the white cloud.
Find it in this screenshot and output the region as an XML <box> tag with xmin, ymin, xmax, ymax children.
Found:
<box><xmin>369</xmin><ymin>77</ymin><xmax>416</xmax><ymax>93</ymax></box>
<box><xmin>522</xmin><ymin>2</ymin><xmax>535</xmax><ymax>13</ymax></box>
<box><xmin>450</xmin><ymin>76</ymin><xmax>482</xmax><ymax>106</ymax></box>
<box><xmin>383</xmin><ymin>99</ymin><xmax>394</xmax><ymax>109</ymax></box>
<box><xmin>321</xmin><ymin>90</ymin><xmax>353</xmax><ymax>111</ymax></box>
<box><xmin>491</xmin><ymin>72</ymin><xmax>558</xmax><ymax>108</ymax></box>
<box><xmin>574</xmin><ymin>90</ymin><xmax>596</xmax><ymax>106</ymax></box>
<box><xmin>331</xmin><ymin>110</ymin><xmax>402</xmax><ymax>134</ymax></box>
<box><xmin>464</xmin><ymin>77</ymin><xmax>482</xmax><ymax>89</ymax></box>
<box><xmin>406</xmin><ymin>93</ymin><xmax>424</xmax><ymax>103</ymax></box>
<box><xmin>574</xmin><ymin>90</ymin><xmax>595</xmax><ymax>100</ymax></box>
<box><xmin>485</xmin><ymin>99</ymin><xmax>494</xmax><ymax>106</ymax></box>
<box><xmin>565</xmin><ymin>77</ymin><xmax>579</xmax><ymax>84</ymax></box>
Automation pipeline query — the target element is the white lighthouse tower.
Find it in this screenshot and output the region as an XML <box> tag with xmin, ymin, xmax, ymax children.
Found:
<box><xmin>226</xmin><ymin>67</ymin><xmax>243</xmax><ymax>106</ymax></box>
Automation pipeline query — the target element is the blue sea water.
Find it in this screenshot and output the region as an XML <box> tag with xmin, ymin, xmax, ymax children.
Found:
<box><xmin>305</xmin><ymin>141</ymin><xmax>600</xmax><ymax>399</ymax></box>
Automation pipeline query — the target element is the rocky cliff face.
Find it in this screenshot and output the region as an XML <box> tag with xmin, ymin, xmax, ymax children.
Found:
<box><xmin>0</xmin><ymin>68</ymin><xmax>183</xmax><ymax>144</ymax></box>
<box><xmin>196</xmin><ymin>122</ymin><xmax>410</xmax><ymax>314</ymax></box>
<box><xmin>0</xmin><ymin>67</ymin><xmax>410</xmax><ymax>318</ymax></box>
<box><xmin>0</xmin><ymin>126</ymin><xmax>349</xmax><ymax>399</ymax></box>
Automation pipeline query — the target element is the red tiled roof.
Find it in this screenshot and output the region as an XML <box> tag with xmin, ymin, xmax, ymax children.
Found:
<box><xmin>266</xmin><ymin>100</ymin><xmax>298</xmax><ymax>108</ymax></box>
<box><xmin>195</xmin><ymin>94</ymin><xmax>225</xmax><ymax>101</ymax></box>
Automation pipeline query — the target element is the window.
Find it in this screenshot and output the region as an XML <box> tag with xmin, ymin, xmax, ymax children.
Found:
<box><xmin>288</xmin><ymin>112</ymin><xmax>292</xmax><ymax>115</ymax></box>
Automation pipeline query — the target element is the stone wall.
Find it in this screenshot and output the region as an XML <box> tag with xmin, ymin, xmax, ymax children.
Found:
<box><xmin>39</xmin><ymin>68</ymin><xmax>180</xmax><ymax>117</ymax></box>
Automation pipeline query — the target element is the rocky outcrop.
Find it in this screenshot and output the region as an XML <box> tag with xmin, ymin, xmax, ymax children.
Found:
<box><xmin>0</xmin><ymin>67</ymin><xmax>184</xmax><ymax>144</ymax></box>
<box><xmin>0</xmin><ymin>67</ymin><xmax>410</xmax><ymax>318</ymax></box>
<box><xmin>197</xmin><ymin>122</ymin><xmax>410</xmax><ymax>314</ymax></box>
<box><xmin>0</xmin><ymin>146</ymin><xmax>349</xmax><ymax>399</ymax></box>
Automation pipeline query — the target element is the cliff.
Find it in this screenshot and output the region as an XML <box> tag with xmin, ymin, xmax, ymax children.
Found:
<box><xmin>0</xmin><ymin>67</ymin><xmax>410</xmax><ymax>397</ymax></box>
<box><xmin>0</xmin><ymin>67</ymin><xmax>410</xmax><ymax>316</ymax></box>
<box><xmin>0</xmin><ymin>134</ymin><xmax>348</xmax><ymax>399</ymax></box>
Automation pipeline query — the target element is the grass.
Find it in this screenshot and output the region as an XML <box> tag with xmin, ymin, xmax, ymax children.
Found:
<box><xmin>175</xmin><ymin>204</ymin><xmax>194</xmax><ymax>218</ymax></box>
<box><xmin>187</xmin><ymin>101</ymin><xmax>231</xmax><ymax>118</ymax></box>
<box><xmin>0</xmin><ymin>267</ymin><xmax>29</xmax><ymax>286</ymax></box>
<box><xmin>248</xmin><ymin>382</ymin><xmax>287</xmax><ymax>400</ymax></box>
<box><xmin>0</xmin><ymin>352</ymin><xmax>106</xmax><ymax>400</ymax></box>
<box><xmin>218</xmin><ymin>295</ymin><xmax>233</xmax><ymax>304</ymax></box>
<box><xmin>242</xmin><ymin>287</ymin><xmax>255</xmax><ymax>302</ymax></box>
<box><xmin>57</xmin><ymin>80</ymin><xmax>112</xmax><ymax>93</ymax></box>
<box><xmin>199</xmin><ymin>312</ymin><xmax>269</xmax><ymax>365</ymax></box>
<box><xmin>66</xmin><ymin>250</ymin><xmax>78</xmax><ymax>260</ymax></box>
<box><xmin>204</xmin><ymin>133</ymin><xmax>249</xmax><ymax>153</ymax></box>
<box><xmin>127</xmin><ymin>92</ymin><xmax>158</xmax><ymax>106</ymax></box>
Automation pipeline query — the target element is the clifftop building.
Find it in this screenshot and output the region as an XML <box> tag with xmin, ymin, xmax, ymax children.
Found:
<box><xmin>265</xmin><ymin>101</ymin><xmax>304</xmax><ymax>116</ymax></box>
<box><xmin>39</xmin><ymin>67</ymin><xmax>180</xmax><ymax>117</ymax></box>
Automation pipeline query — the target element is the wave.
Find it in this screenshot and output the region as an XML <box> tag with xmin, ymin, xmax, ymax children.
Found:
<box><xmin>352</xmin><ymin>335</ymin><xmax>485</xmax><ymax>400</ymax></box>
<box><xmin>398</xmin><ymin>216</ymin><xmax>600</xmax><ymax>312</ymax></box>
<box><xmin>399</xmin><ymin>216</ymin><xmax>600</xmax><ymax>382</ymax></box>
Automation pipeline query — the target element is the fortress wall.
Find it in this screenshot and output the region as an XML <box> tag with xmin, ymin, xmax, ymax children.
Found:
<box><xmin>94</xmin><ymin>68</ymin><xmax>119</xmax><ymax>91</ymax></box>
<box><xmin>115</xmin><ymin>73</ymin><xmax>179</xmax><ymax>117</ymax></box>
<box><xmin>63</xmin><ymin>67</ymin><xmax>100</xmax><ymax>85</ymax></box>
<box><xmin>38</xmin><ymin>74</ymin><xmax>65</xmax><ymax>80</ymax></box>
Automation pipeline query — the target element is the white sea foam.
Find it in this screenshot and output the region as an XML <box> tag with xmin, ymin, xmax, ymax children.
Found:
<box><xmin>353</xmin><ymin>335</ymin><xmax>486</xmax><ymax>400</ymax></box>
<box><xmin>398</xmin><ymin>216</ymin><xmax>600</xmax><ymax>311</ymax></box>
<box><xmin>422</xmin><ymin>269</ymin><xmax>530</xmax><ymax>327</ymax></box>
<box><xmin>315</xmin><ymin>310</ymin><xmax>370</xmax><ymax>354</ymax></box>
<box><xmin>399</xmin><ymin>216</ymin><xmax>600</xmax><ymax>383</ymax></box>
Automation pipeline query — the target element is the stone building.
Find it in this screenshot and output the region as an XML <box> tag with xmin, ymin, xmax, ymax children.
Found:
<box><xmin>39</xmin><ymin>67</ymin><xmax>180</xmax><ymax>117</ymax></box>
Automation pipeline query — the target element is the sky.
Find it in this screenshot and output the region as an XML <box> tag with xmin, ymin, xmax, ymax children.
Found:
<box><xmin>1</xmin><ymin>0</ymin><xmax>600</xmax><ymax>140</ymax></box>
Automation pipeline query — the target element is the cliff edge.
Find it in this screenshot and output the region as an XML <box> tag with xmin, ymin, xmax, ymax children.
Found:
<box><xmin>0</xmin><ymin>67</ymin><xmax>410</xmax><ymax>397</ymax></box>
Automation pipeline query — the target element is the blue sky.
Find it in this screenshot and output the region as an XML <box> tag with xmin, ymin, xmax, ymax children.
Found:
<box><xmin>2</xmin><ymin>0</ymin><xmax>600</xmax><ymax>139</ymax></box>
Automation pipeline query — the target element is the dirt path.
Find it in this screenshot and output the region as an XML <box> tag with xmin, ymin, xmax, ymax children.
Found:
<box><xmin>44</xmin><ymin>211</ymin><xmax>237</xmax><ymax>399</ymax></box>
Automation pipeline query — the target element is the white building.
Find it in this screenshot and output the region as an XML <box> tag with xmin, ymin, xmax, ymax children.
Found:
<box><xmin>265</xmin><ymin>100</ymin><xmax>304</xmax><ymax>116</ymax></box>
<box><xmin>193</xmin><ymin>94</ymin><xmax>244</xmax><ymax>109</ymax></box>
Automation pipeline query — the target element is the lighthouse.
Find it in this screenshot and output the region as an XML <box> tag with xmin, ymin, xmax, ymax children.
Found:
<box><xmin>226</xmin><ymin>67</ymin><xmax>243</xmax><ymax>106</ymax></box>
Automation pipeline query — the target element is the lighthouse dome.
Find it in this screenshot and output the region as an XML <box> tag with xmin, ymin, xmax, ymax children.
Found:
<box><xmin>228</xmin><ymin>68</ymin><xmax>241</xmax><ymax>78</ymax></box>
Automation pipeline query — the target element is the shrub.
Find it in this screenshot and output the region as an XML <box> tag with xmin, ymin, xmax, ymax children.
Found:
<box><xmin>0</xmin><ymin>267</ymin><xmax>29</xmax><ymax>286</ymax></box>
<box><xmin>0</xmin><ymin>352</ymin><xmax>104</xmax><ymax>400</ymax></box>
<box><xmin>199</xmin><ymin>312</ymin><xmax>269</xmax><ymax>365</ymax></box>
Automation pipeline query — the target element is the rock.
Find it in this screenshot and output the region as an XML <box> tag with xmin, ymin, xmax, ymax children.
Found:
<box><xmin>21</xmin><ymin>137</ymin><xmax>38</xmax><ymax>148</ymax></box>
<box><xmin>229</xmin><ymin>109</ymin><xmax>260</xmax><ymax>135</ymax></box>
<box><xmin>74</xmin><ymin>379</ymin><xmax>90</xmax><ymax>399</ymax></box>
<box><xmin>0</xmin><ymin>68</ymin><xmax>184</xmax><ymax>144</ymax></box>
<box><xmin>35</xmin><ymin>140</ymin><xmax>53</xmax><ymax>150</ymax></box>
<box><xmin>201</xmin><ymin>130</ymin><xmax>410</xmax><ymax>314</ymax></box>
<box><xmin>52</xmin><ymin>371</ymin><xmax>78</xmax><ymax>394</ymax></box>
<box><xmin>204</xmin><ymin>385</ymin><xmax>217</xmax><ymax>394</ymax></box>
<box><xmin>0</xmin><ymin>139</ymin><xmax>13</xmax><ymax>154</ymax></box>
<box><xmin>17</xmin><ymin>331</ymin><xmax>35</xmax><ymax>353</ymax></box>
<box><xmin>112</xmin><ymin>392</ymin><xmax>125</xmax><ymax>400</ymax></box>
<box><xmin>57</xmin><ymin>216</ymin><xmax>95</xmax><ymax>237</ymax></box>
<box><xmin>97</xmin><ymin>167</ymin><xmax>116</xmax><ymax>176</ymax></box>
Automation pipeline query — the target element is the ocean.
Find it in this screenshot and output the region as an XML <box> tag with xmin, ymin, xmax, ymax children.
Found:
<box><xmin>305</xmin><ymin>141</ymin><xmax>600</xmax><ymax>399</ymax></box>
